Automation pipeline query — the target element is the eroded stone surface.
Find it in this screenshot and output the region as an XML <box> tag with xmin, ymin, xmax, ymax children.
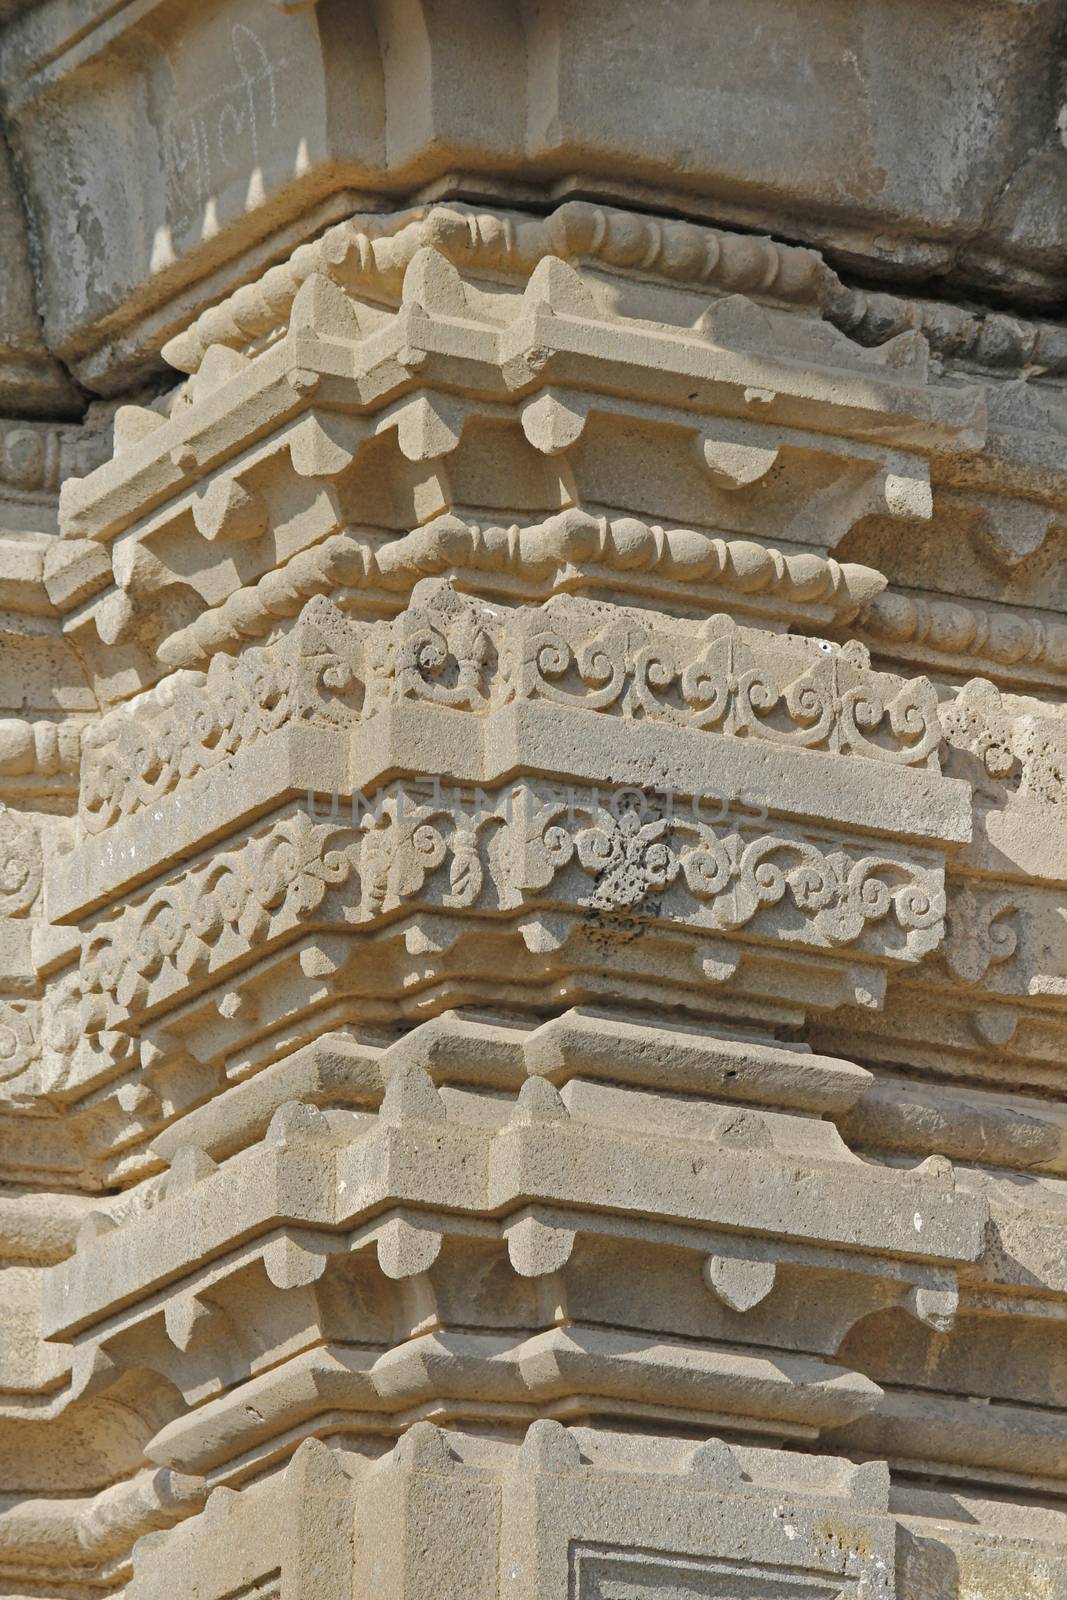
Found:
<box><xmin>1</xmin><ymin>25</ymin><xmax>1066</xmax><ymax>1600</ymax></box>
<box><xmin>1</xmin><ymin>0</ymin><xmax>1067</xmax><ymax>395</ymax></box>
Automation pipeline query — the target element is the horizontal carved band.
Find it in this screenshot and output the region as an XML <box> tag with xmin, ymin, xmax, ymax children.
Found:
<box><xmin>79</xmin><ymin>783</ymin><xmax>946</xmax><ymax>1025</ymax></box>
<box><xmin>162</xmin><ymin>199</ymin><xmax>1067</xmax><ymax>385</ymax></box>
<box><xmin>163</xmin><ymin>201</ymin><xmax>836</xmax><ymax>375</ymax></box>
<box><xmin>83</xmin><ymin>585</ymin><xmax>938</xmax><ymax>833</ymax></box>
<box><xmin>154</xmin><ymin>510</ymin><xmax>885</xmax><ymax>672</ymax></box>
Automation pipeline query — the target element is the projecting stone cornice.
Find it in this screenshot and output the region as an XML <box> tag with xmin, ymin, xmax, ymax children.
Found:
<box><xmin>45</xmin><ymin>236</ymin><xmax>996</xmax><ymax>701</ymax></box>
<box><xmin>2</xmin><ymin>8</ymin><xmax>1066</xmax><ymax>1592</ymax></box>
<box><xmin>0</xmin><ymin>0</ymin><xmax>1065</xmax><ymax>394</ymax></box>
<box><xmin>165</xmin><ymin>200</ymin><xmax>1067</xmax><ymax>388</ymax></box>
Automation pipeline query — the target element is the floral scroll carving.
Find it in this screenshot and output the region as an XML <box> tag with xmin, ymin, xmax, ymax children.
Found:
<box><xmin>79</xmin><ymin>589</ymin><xmax>947</xmax><ymax>839</ymax></box>
<box><xmin>79</xmin><ymin>781</ymin><xmax>946</xmax><ymax>1025</ymax></box>
<box><xmin>81</xmin><ymin>598</ymin><xmax>361</xmax><ymax>833</ymax></box>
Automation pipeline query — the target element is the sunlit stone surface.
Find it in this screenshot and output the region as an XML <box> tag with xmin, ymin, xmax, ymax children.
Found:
<box><xmin>1</xmin><ymin>8</ymin><xmax>1066</xmax><ymax>1599</ymax></box>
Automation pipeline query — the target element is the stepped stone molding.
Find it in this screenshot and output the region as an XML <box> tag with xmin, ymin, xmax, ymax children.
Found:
<box><xmin>40</xmin><ymin>204</ymin><xmax>1067</xmax><ymax>717</ymax></box>
<box><xmin>32</xmin><ymin>1054</ymin><xmax>987</xmax><ymax>1475</ymax></box>
<box><xmin>165</xmin><ymin>199</ymin><xmax>1067</xmax><ymax>387</ymax></box>
<box><xmin>161</xmin><ymin>202</ymin><xmax>840</xmax><ymax>377</ymax></box>
<box><xmin>63</xmin><ymin>247</ymin><xmax>978</xmax><ymax>558</ymax></box>
<box><xmin>3</xmin><ymin>26</ymin><xmax>1067</xmax><ymax>1600</ymax></box>
<box><xmin>150</xmin><ymin>512</ymin><xmax>886</xmax><ymax>673</ymax></box>
<box><xmin>125</xmin><ymin>1424</ymin><xmax>1067</xmax><ymax>1600</ymax></box>
<box><xmin>2</xmin><ymin>0</ymin><xmax>1066</xmax><ymax>394</ymax></box>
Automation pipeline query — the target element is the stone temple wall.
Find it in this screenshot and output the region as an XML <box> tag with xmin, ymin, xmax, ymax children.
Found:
<box><xmin>1</xmin><ymin>4</ymin><xmax>1067</xmax><ymax>1598</ymax></box>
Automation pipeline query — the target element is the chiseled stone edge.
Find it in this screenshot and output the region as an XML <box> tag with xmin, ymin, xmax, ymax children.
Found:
<box><xmin>163</xmin><ymin>200</ymin><xmax>1067</xmax><ymax>384</ymax></box>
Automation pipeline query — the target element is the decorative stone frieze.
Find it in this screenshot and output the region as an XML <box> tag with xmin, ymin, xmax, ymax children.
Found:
<box><xmin>2</xmin><ymin>27</ymin><xmax>1067</xmax><ymax>1600</ymax></box>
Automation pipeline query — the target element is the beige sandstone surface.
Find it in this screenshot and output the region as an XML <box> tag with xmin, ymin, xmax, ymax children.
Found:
<box><xmin>1</xmin><ymin>6</ymin><xmax>1067</xmax><ymax>1599</ymax></box>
